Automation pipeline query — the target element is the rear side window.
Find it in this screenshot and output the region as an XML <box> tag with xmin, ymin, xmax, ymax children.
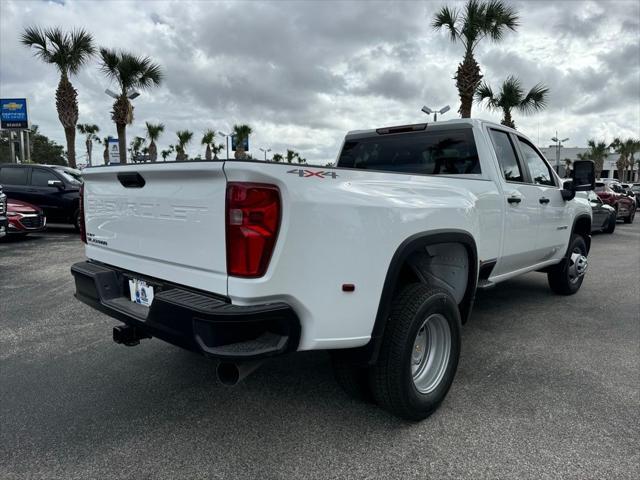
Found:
<box><xmin>31</xmin><ymin>169</ymin><xmax>59</xmax><ymax>187</ymax></box>
<box><xmin>489</xmin><ymin>130</ymin><xmax>523</xmax><ymax>182</ymax></box>
<box><xmin>0</xmin><ymin>167</ymin><xmax>28</xmax><ymax>186</ymax></box>
<box><xmin>337</xmin><ymin>129</ymin><xmax>480</xmax><ymax>175</ymax></box>
<box><xmin>517</xmin><ymin>138</ymin><xmax>555</xmax><ymax>186</ymax></box>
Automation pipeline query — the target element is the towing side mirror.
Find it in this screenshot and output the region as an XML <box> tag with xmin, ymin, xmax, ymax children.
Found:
<box><xmin>572</xmin><ymin>160</ymin><xmax>595</xmax><ymax>191</ymax></box>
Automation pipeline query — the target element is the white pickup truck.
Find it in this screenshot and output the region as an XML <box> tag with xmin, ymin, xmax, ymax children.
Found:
<box><xmin>72</xmin><ymin>119</ymin><xmax>596</xmax><ymax>420</ymax></box>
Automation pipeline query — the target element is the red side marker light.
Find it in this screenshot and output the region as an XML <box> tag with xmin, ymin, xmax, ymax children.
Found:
<box><xmin>342</xmin><ymin>284</ymin><xmax>355</xmax><ymax>292</ymax></box>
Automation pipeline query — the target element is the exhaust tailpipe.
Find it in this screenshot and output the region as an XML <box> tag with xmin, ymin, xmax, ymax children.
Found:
<box><xmin>216</xmin><ymin>360</ymin><xmax>264</xmax><ymax>386</ymax></box>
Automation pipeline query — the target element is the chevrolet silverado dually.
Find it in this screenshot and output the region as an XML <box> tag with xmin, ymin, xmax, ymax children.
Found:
<box><xmin>72</xmin><ymin>119</ymin><xmax>596</xmax><ymax>420</ymax></box>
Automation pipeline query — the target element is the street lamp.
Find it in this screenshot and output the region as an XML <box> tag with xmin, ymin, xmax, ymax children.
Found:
<box><xmin>218</xmin><ymin>131</ymin><xmax>232</xmax><ymax>160</ymax></box>
<box><xmin>259</xmin><ymin>147</ymin><xmax>271</xmax><ymax>161</ymax></box>
<box><xmin>421</xmin><ymin>105</ymin><xmax>450</xmax><ymax>122</ymax></box>
<box><xmin>551</xmin><ymin>131</ymin><xmax>569</xmax><ymax>174</ymax></box>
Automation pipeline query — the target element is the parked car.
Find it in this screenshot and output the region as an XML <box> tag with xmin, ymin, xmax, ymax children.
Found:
<box><xmin>72</xmin><ymin>118</ymin><xmax>596</xmax><ymax>421</ymax></box>
<box><xmin>631</xmin><ymin>183</ymin><xmax>640</xmax><ymax>207</ymax></box>
<box><xmin>0</xmin><ymin>164</ymin><xmax>82</xmax><ymax>230</ymax></box>
<box><xmin>594</xmin><ymin>181</ymin><xmax>636</xmax><ymax>223</ymax></box>
<box><xmin>0</xmin><ymin>185</ymin><xmax>7</xmax><ymax>238</ymax></box>
<box><xmin>6</xmin><ymin>199</ymin><xmax>46</xmax><ymax>235</ymax></box>
<box><xmin>586</xmin><ymin>191</ymin><xmax>616</xmax><ymax>233</ymax></box>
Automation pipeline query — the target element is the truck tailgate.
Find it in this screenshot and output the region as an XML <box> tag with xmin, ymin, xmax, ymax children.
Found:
<box><xmin>82</xmin><ymin>162</ymin><xmax>228</xmax><ymax>295</ymax></box>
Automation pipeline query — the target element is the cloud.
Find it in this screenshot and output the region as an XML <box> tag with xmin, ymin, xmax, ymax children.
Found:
<box><xmin>1</xmin><ymin>0</ymin><xmax>639</xmax><ymax>165</ymax></box>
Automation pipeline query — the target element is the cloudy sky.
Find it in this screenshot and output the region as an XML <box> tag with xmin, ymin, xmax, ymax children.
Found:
<box><xmin>1</xmin><ymin>0</ymin><xmax>639</xmax><ymax>165</ymax></box>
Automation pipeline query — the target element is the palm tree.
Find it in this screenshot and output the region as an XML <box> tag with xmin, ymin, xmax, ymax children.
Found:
<box><xmin>98</xmin><ymin>48</ymin><xmax>163</xmax><ymax>164</ymax></box>
<box><xmin>475</xmin><ymin>76</ymin><xmax>548</xmax><ymax>128</ymax></box>
<box><xmin>201</xmin><ymin>129</ymin><xmax>217</xmax><ymax>160</ymax></box>
<box><xmin>433</xmin><ymin>0</ymin><xmax>519</xmax><ymax>118</ymax></box>
<box><xmin>232</xmin><ymin>124</ymin><xmax>252</xmax><ymax>159</ymax></box>
<box><xmin>175</xmin><ymin>130</ymin><xmax>193</xmax><ymax>161</ymax></box>
<box><xmin>286</xmin><ymin>149</ymin><xmax>298</xmax><ymax>164</ymax></box>
<box><xmin>629</xmin><ymin>140</ymin><xmax>640</xmax><ymax>182</ymax></box>
<box><xmin>585</xmin><ymin>140</ymin><xmax>609</xmax><ymax>179</ymax></box>
<box><xmin>129</xmin><ymin>136</ymin><xmax>145</xmax><ymax>162</ymax></box>
<box><xmin>297</xmin><ymin>156</ymin><xmax>307</xmax><ymax>164</ymax></box>
<box><xmin>160</xmin><ymin>145</ymin><xmax>174</xmax><ymax>162</ymax></box>
<box><xmin>21</xmin><ymin>27</ymin><xmax>96</xmax><ymax>168</ymax></box>
<box><xmin>272</xmin><ymin>153</ymin><xmax>283</xmax><ymax>163</ymax></box>
<box><xmin>76</xmin><ymin>123</ymin><xmax>100</xmax><ymax>165</ymax></box>
<box><xmin>144</xmin><ymin>122</ymin><xmax>164</xmax><ymax>162</ymax></box>
<box><xmin>211</xmin><ymin>143</ymin><xmax>224</xmax><ymax>160</ymax></box>
<box><xmin>610</xmin><ymin>138</ymin><xmax>640</xmax><ymax>182</ymax></box>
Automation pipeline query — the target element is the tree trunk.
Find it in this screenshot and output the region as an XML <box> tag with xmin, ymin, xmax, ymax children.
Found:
<box><xmin>116</xmin><ymin>123</ymin><xmax>127</xmax><ymax>164</ymax></box>
<box><xmin>149</xmin><ymin>141</ymin><xmax>157</xmax><ymax>162</ymax></box>
<box><xmin>205</xmin><ymin>144</ymin><xmax>212</xmax><ymax>160</ymax></box>
<box><xmin>594</xmin><ymin>157</ymin><xmax>604</xmax><ymax>179</ymax></box>
<box><xmin>454</xmin><ymin>50</ymin><xmax>482</xmax><ymax>118</ymax></box>
<box><xmin>56</xmin><ymin>73</ymin><xmax>79</xmax><ymax>168</ymax></box>
<box><xmin>103</xmin><ymin>144</ymin><xmax>109</xmax><ymax>164</ymax></box>
<box><xmin>235</xmin><ymin>145</ymin><xmax>245</xmax><ymax>159</ymax></box>
<box><xmin>501</xmin><ymin>108</ymin><xmax>515</xmax><ymax>129</ymax></box>
<box><xmin>86</xmin><ymin>138</ymin><xmax>92</xmax><ymax>165</ymax></box>
<box><xmin>112</xmin><ymin>95</ymin><xmax>133</xmax><ymax>164</ymax></box>
<box><xmin>64</xmin><ymin>127</ymin><xmax>77</xmax><ymax>168</ymax></box>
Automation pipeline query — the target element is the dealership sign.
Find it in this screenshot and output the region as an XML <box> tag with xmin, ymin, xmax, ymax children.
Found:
<box><xmin>108</xmin><ymin>138</ymin><xmax>120</xmax><ymax>164</ymax></box>
<box><xmin>231</xmin><ymin>135</ymin><xmax>249</xmax><ymax>152</ymax></box>
<box><xmin>0</xmin><ymin>98</ymin><xmax>29</xmax><ymax>129</ymax></box>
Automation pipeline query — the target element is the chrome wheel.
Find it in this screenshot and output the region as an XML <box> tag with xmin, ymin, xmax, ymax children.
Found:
<box><xmin>411</xmin><ymin>313</ymin><xmax>451</xmax><ymax>394</ymax></box>
<box><xmin>568</xmin><ymin>249</ymin><xmax>588</xmax><ymax>284</ymax></box>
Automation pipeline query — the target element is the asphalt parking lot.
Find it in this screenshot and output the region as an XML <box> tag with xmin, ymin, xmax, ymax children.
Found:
<box><xmin>1</xmin><ymin>223</ymin><xmax>639</xmax><ymax>480</ymax></box>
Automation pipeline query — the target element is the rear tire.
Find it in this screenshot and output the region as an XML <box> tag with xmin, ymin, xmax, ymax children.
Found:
<box><xmin>623</xmin><ymin>209</ymin><xmax>635</xmax><ymax>224</ymax></box>
<box><xmin>603</xmin><ymin>214</ymin><xmax>616</xmax><ymax>233</ymax></box>
<box><xmin>73</xmin><ymin>210</ymin><xmax>81</xmax><ymax>232</ymax></box>
<box><xmin>369</xmin><ymin>284</ymin><xmax>461</xmax><ymax>421</ymax></box>
<box><xmin>547</xmin><ymin>234</ymin><xmax>588</xmax><ymax>295</ymax></box>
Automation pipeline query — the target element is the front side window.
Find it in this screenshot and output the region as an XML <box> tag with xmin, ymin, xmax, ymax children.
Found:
<box><xmin>517</xmin><ymin>138</ymin><xmax>555</xmax><ymax>186</ymax></box>
<box><xmin>337</xmin><ymin>129</ymin><xmax>480</xmax><ymax>175</ymax></box>
<box><xmin>31</xmin><ymin>169</ymin><xmax>60</xmax><ymax>187</ymax></box>
<box><xmin>0</xmin><ymin>167</ymin><xmax>28</xmax><ymax>186</ymax></box>
<box><xmin>489</xmin><ymin>130</ymin><xmax>523</xmax><ymax>182</ymax></box>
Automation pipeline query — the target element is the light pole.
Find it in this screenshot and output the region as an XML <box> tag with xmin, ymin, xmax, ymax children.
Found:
<box><xmin>259</xmin><ymin>147</ymin><xmax>271</xmax><ymax>161</ymax></box>
<box><xmin>551</xmin><ymin>131</ymin><xmax>569</xmax><ymax>174</ymax></box>
<box><xmin>218</xmin><ymin>131</ymin><xmax>232</xmax><ymax>160</ymax></box>
<box><xmin>421</xmin><ymin>105</ymin><xmax>450</xmax><ymax>122</ymax></box>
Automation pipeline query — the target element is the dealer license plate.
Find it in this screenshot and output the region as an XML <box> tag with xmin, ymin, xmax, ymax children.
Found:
<box><xmin>129</xmin><ymin>278</ymin><xmax>154</xmax><ymax>307</ymax></box>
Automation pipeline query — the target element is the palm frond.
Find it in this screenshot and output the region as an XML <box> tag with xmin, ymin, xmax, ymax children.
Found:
<box><xmin>498</xmin><ymin>75</ymin><xmax>524</xmax><ymax>109</ymax></box>
<box><xmin>484</xmin><ymin>0</ymin><xmax>519</xmax><ymax>42</ymax></box>
<box><xmin>518</xmin><ymin>83</ymin><xmax>549</xmax><ymax>114</ymax></box>
<box><xmin>67</xmin><ymin>28</ymin><xmax>95</xmax><ymax>75</ymax></box>
<box><xmin>20</xmin><ymin>26</ymin><xmax>53</xmax><ymax>63</ymax></box>
<box><xmin>432</xmin><ymin>6</ymin><xmax>460</xmax><ymax>42</ymax></box>
<box><xmin>474</xmin><ymin>81</ymin><xmax>498</xmax><ymax>108</ymax></box>
<box><xmin>99</xmin><ymin>48</ymin><xmax>121</xmax><ymax>86</ymax></box>
<box><xmin>145</xmin><ymin>122</ymin><xmax>164</xmax><ymax>140</ymax></box>
<box><xmin>201</xmin><ymin>129</ymin><xmax>216</xmax><ymax>145</ymax></box>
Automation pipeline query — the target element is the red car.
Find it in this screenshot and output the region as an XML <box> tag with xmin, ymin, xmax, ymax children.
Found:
<box><xmin>6</xmin><ymin>199</ymin><xmax>47</xmax><ymax>235</ymax></box>
<box><xmin>595</xmin><ymin>181</ymin><xmax>636</xmax><ymax>224</ymax></box>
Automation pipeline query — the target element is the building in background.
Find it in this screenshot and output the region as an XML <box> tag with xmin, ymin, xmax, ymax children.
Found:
<box><xmin>538</xmin><ymin>145</ymin><xmax>625</xmax><ymax>180</ymax></box>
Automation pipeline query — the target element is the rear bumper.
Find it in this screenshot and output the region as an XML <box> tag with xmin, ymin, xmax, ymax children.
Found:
<box><xmin>71</xmin><ymin>261</ymin><xmax>300</xmax><ymax>360</ymax></box>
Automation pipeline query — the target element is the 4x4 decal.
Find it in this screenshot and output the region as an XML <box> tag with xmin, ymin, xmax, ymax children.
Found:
<box><xmin>287</xmin><ymin>169</ymin><xmax>338</xmax><ymax>179</ymax></box>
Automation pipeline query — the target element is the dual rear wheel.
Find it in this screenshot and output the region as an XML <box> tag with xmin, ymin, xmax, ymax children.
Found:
<box><xmin>332</xmin><ymin>284</ymin><xmax>461</xmax><ymax>421</ymax></box>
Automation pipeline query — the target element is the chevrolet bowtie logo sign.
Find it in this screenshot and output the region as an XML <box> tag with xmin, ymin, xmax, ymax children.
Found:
<box><xmin>1</xmin><ymin>98</ymin><xmax>29</xmax><ymax>129</ymax></box>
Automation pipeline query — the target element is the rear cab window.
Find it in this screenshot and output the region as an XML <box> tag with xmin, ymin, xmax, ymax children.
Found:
<box><xmin>336</xmin><ymin>127</ymin><xmax>480</xmax><ymax>175</ymax></box>
<box><xmin>0</xmin><ymin>166</ymin><xmax>28</xmax><ymax>186</ymax></box>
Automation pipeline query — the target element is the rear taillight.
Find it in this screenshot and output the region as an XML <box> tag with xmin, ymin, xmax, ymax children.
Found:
<box><xmin>79</xmin><ymin>183</ymin><xmax>86</xmax><ymax>244</ymax></box>
<box><xmin>226</xmin><ymin>182</ymin><xmax>281</xmax><ymax>278</ymax></box>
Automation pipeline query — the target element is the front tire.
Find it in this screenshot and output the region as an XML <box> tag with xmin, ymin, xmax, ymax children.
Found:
<box><xmin>369</xmin><ymin>284</ymin><xmax>461</xmax><ymax>421</ymax></box>
<box><xmin>603</xmin><ymin>214</ymin><xmax>616</xmax><ymax>234</ymax></box>
<box><xmin>547</xmin><ymin>234</ymin><xmax>588</xmax><ymax>295</ymax></box>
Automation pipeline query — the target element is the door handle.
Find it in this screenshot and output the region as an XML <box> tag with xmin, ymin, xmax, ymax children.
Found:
<box><xmin>539</xmin><ymin>197</ymin><xmax>550</xmax><ymax>204</ymax></box>
<box><xmin>507</xmin><ymin>196</ymin><xmax>522</xmax><ymax>204</ymax></box>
